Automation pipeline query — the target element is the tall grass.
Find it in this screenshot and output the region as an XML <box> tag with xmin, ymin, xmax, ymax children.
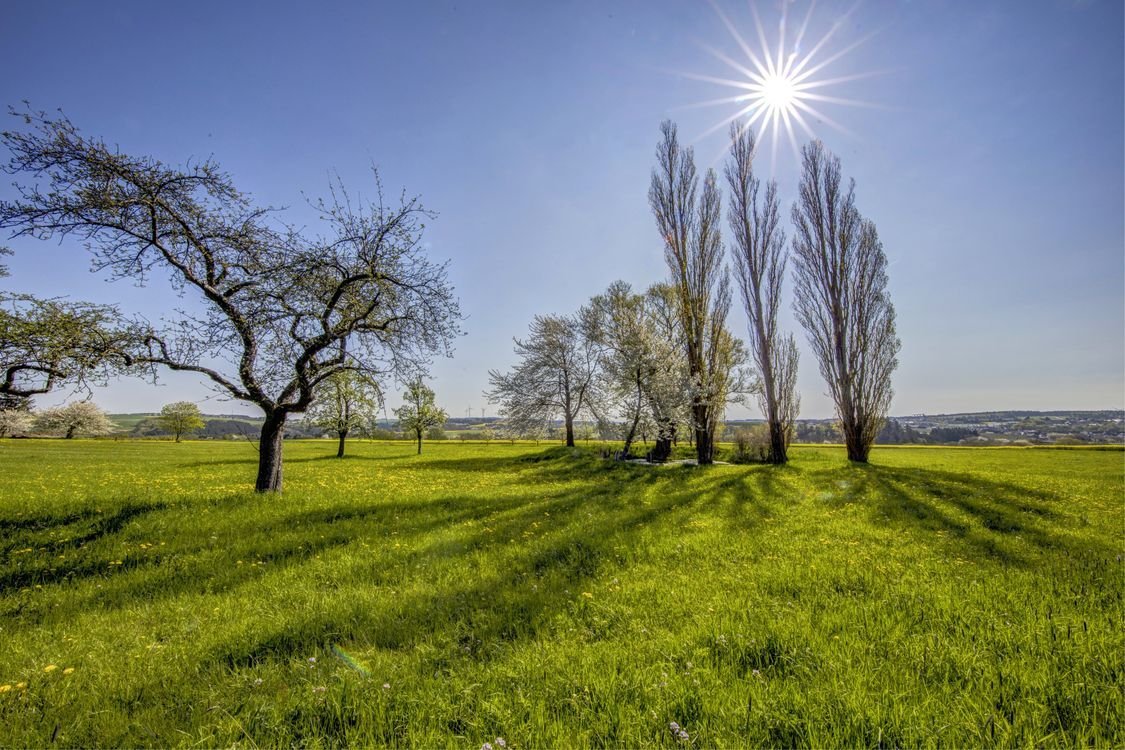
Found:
<box><xmin>0</xmin><ymin>439</ymin><xmax>1121</xmax><ymax>747</ymax></box>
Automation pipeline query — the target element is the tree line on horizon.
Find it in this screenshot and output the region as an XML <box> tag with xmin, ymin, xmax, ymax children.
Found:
<box><xmin>487</xmin><ymin>120</ymin><xmax>899</xmax><ymax>465</ymax></box>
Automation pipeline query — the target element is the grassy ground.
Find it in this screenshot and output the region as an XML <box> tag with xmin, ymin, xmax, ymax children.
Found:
<box><xmin>0</xmin><ymin>439</ymin><xmax>1121</xmax><ymax>748</ymax></box>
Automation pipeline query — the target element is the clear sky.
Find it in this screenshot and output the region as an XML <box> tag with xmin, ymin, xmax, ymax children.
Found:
<box><xmin>2</xmin><ymin>0</ymin><xmax>1122</xmax><ymax>419</ymax></box>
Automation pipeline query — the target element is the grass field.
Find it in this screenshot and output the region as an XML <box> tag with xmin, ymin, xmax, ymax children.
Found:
<box><xmin>0</xmin><ymin>439</ymin><xmax>1121</xmax><ymax>747</ymax></box>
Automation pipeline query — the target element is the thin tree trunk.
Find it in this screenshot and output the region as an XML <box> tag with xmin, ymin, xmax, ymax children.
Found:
<box><xmin>564</xmin><ymin>415</ymin><xmax>575</xmax><ymax>447</ymax></box>
<box><xmin>336</xmin><ymin>428</ymin><xmax>347</xmax><ymax>458</ymax></box>
<box><xmin>65</xmin><ymin>426</ymin><xmax>76</xmax><ymax>439</ymax></box>
<box><xmin>416</xmin><ymin>429</ymin><xmax>422</xmax><ymax>454</ymax></box>
<box><xmin>256</xmin><ymin>413</ymin><xmax>286</xmax><ymax>492</ymax></box>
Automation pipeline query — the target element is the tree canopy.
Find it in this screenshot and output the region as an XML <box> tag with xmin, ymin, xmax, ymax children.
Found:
<box><xmin>0</xmin><ymin>108</ymin><xmax>461</xmax><ymax>490</ymax></box>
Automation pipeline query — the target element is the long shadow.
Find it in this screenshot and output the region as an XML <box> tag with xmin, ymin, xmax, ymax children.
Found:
<box><xmin>213</xmin><ymin>458</ymin><xmax>732</xmax><ymax>669</ymax></box>
<box><xmin>850</xmin><ymin>464</ymin><xmax>1108</xmax><ymax>566</ymax></box>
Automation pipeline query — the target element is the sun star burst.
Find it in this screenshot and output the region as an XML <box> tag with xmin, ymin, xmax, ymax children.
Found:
<box><xmin>678</xmin><ymin>0</ymin><xmax>887</xmax><ymax>172</ymax></box>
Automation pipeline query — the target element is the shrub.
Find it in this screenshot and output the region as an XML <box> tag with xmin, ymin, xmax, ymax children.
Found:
<box><xmin>729</xmin><ymin>425</ymin><xmax>771</xmax><ymax>464</ymax></box>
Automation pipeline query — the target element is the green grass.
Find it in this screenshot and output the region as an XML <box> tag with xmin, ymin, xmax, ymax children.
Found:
<box><xmin>0</xmin><ymin>439</ymin><xmax>1121</xmax><ymax>748</ymax></box>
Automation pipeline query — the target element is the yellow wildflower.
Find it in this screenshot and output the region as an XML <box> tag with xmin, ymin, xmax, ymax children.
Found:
<box><xmin>63</xmin><ymin>668</ymin><xmax>74</xmax><ymax>675</ymax></box>
<box><xmin>15</xmin><ymin>682</ymin><xmax>26</xmax><ymax>690</ymax></box>
<box><xmin>582</xmin><ymin>592</ymin><xmax>594</xmax><ymax>599</ymax></box>
<box><xmin>0</xmin><ymin>685</ymin><xmax>10</xmax><ymax>693</ymax></box>
<box><xmin>44</xmin><ymin>665</ymin><xmax>57</xmax><ymax>673</ymax></box>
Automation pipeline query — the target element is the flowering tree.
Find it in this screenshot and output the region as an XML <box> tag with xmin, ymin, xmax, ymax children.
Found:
<box><xmin>33</xmin><ymin>401</ymin><xmax>115</xmax><ymax>439</ymax></box>
<box><xmin>394</xmin><ymin>377</ymin><xmax>446</xmax><ymax>455</ymax></box>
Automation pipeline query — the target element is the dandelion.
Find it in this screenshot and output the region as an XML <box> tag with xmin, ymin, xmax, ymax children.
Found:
<box><xmin>44</xmin><ymin>665</ymin><xmax>57</xmax><ymax>673</ymax></box>
<box><xmin>582</xmin><ymin>592</ymin><xmax>594</xmax><ymax>599</ymax></box>
<box><xmin>15</xmin><ymin>682</ymin><xmax>26</xmax><ymax>690</ymax></box>
<box><xmin>62</xmin><ymin>668</ymin><xmax>74</xmax><ymax>675</ymax></box>
<box><xmin>253</xmin><ymin>678</ymin><xmax>263</xmax><ymax>686</ymax></box>
<box><xmin>0</xmin><ymin>685</ymin><xmax>10</xmax><ymax>693</ymax></box>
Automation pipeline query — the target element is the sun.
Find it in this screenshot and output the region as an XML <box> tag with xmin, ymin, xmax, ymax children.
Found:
<box><xmin>759</xmin><ymin>72</ymin><xmax>798</xmax><ymax>114</ymax></box>
<box><xmin>676</xmin><ymin>1</ymin><xmax>886</xmax><ymax>171</ymax></box>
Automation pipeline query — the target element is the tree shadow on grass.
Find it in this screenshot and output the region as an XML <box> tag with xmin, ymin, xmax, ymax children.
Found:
<box><xmin>847</xmin><ymin>464</ymin><xmax>1108</xmax><ymax>566</ymax></box>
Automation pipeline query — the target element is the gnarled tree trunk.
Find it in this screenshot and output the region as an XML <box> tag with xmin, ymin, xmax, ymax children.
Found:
<box><xmin>256</xmin><ymin>413</ymin><xmax>285</xmax><ymax>492</ymax></box>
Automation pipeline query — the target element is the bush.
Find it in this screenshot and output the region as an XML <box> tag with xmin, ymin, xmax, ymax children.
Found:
<box><xmin>729</xmin><ymin>425</ymin><xmax>771</xmax><ymax>464</ymax></box>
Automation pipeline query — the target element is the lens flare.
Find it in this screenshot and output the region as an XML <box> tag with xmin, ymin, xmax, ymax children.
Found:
<box><xmin>676</xmin><ymin>1</ymin><xmax>889</xmax><ymax>172</ymax></box>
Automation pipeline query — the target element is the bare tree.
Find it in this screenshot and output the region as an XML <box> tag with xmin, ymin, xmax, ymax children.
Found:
<box><xmin>0</xmin><ymin>109</ymin><xmax>460</xmax><ymax>491</ymax></box>
<box><xmin>486</xmin><ymin>314</ymin><xmax>599</xmax><ymax>448</ymax></box>
<box><xmin>726</xmin><ymin>123</ymin><xmax>800</xmax><ymax>463</ymax></box>
<box><xmin>649</xmin><ymin>120</ymin><xmax>742</xmax><ymax>464</ymax></box>
<box><xmin>305</xmin><ymin>370</ymin><xmax>382</xmax><ymax>457</ymax></box>
<box><xmin>791</xmin><ymin>141</ymin><xmax>899</xmax><ymax>463</ymax></box>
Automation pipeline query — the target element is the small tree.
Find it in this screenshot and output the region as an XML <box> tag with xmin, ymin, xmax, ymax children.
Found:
<box><xmin>157</xmin><ymin>401</ymin><xmax>205</xmax><ymax>442</ymax></box>
<box><xmin>305</xmin><ymin>370</ymin><xmax>382</xmax><ymax>458</ymax></box>
<box><xmin>33</xmin><ymin>401</ymin><xmax>115</xmax><ymax>438</ymax></box>
<box><xmin>791</xmin><ymin>141</ymin><xmax>900</xmax><ymax>463</ymax></box>
<box><xmin>394</xmin><ymin>377</ymin><xmax>446</xmax><ymax>454</ymax></box>
<box><xmin>486</xmin><ymin>314</ymin><xmax>600</xmax><ymax>447</ymax></box>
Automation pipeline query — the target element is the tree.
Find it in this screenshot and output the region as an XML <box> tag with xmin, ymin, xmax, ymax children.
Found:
<box><xmin>725</xmin><ymin>123</ymin><xmax>800</xmax><ymax>464</ymax></box>
<box><xmin>305</xmin><ymin>370</ymin><xmax>382</xmax><ymax>457</ymax></box>
<box><xmin>0</xmin><ymin>405</ymin><xmax>32</xmax><ymax>437</ymax></box>
<box><xmin>0</xmin><ymin>248</ymin><xmax>139</xmax><ymax>400</ymax></box>
<box><xmin>0</xmin><ymin>109</ymin><xmax>460</xmax><ymax>491</ymax></box>
<box><xmin>583</xmin><ymin>280</ymin><xmax>691</xmax><ymax>460</ymax></box>
<box><xmin>157</xmin><ymin>401</ymin><xmax>205</xmax><ymax>442</ymax></box>
<box><xmin>791</xmin><ymin>141</ymin><xmax>900</xmax><ymax>463</ymax></box>
<box><xmin>33</xmin><ymin>401</ymin><xmax>115</xmax><ymax>438</ymax></box>
<box><xmin>486</xmin><ymin>314</ymin><xmax>600</xmax><ymax>448</ymax></box>
<box><xmin>394</xmin><ymin>377</ymin><xmax>446</xmax><ymax>454</ymax></box>
<box><xmin>649</xmin><ymin>120</ymin><xmax>744</xmax><ymax>464</ymax></box>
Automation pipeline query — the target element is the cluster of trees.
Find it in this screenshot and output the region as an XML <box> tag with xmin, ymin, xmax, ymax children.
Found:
<box><xmin>0</xmin><ymin>108</ymin><xmax>460</xmax><ymax>490</ymax></box>
<box><xmin>489</xmin><ymin>120</ymin><xmax>899</xmax><ymax>465</ymax></box>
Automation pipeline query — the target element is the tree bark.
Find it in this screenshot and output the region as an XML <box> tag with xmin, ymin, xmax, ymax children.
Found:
<box><xmin>416</xmin><ymin>429</ymin><xmax>423</xmax><ymax>454</ymax></box>
<box><xmin>693</xmin><ymin>403</ymin><xmax>713</xmax><ymax>464</ymax></box>
<box><xmin>336</xmin><ymin>428</ymin><xmax>347</xmax><ymax>458</ymax></box>
<box><xmin>651</xmin><ymin>421</ymin><xmax>675</xmax><ymax>462</ymax></box>
<box><xmin>768</xmin><ymin>421</ymin><xmax>788</xmax><ymax>464</ymax></box>
<box><xmin>564</xmin><ymin>416</ymin><xmax>575</xmax><ymax>447</ymax></box>
<box><xmin>844</xmin><ymin>422</ymin><xmax>870</xmax><ymax>462</ymax></box>
<box><xmin>256</xmin><ymin>413</ymin><xmax>286</xmax><ymax>492</ymax></box>
<box><xmin>65</xmin><ymin>426</ymin><xmax>76</xmax><ymax>439</ymax></box>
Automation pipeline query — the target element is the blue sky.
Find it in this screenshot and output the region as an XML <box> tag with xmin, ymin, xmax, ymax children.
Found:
<box><xmin>2</xmin><ymin>0</ymin><xmax>1121</xmax><ymax>419</ymax></box>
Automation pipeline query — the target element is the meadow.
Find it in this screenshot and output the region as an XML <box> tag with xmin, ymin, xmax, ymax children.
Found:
<box><xmin>0</xmin><ymin>439</ymin><xmax>1121</xmax><ymax>748</ymax></box>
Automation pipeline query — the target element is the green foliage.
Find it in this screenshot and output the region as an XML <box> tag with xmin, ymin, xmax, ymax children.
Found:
<box><xmin>0</xmin><ymin>442</ymin><xmax>1120</xmax><ymax>746</ymax></box>
<box><xmin>394</xmin><ymin>377</ymin><xmax>447</xmax><ymax>453</ymax></box>
<box><xmin>157</xmin><ymin>401</ymin><xmax>205</xmax><ymax>442</ymax></box>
